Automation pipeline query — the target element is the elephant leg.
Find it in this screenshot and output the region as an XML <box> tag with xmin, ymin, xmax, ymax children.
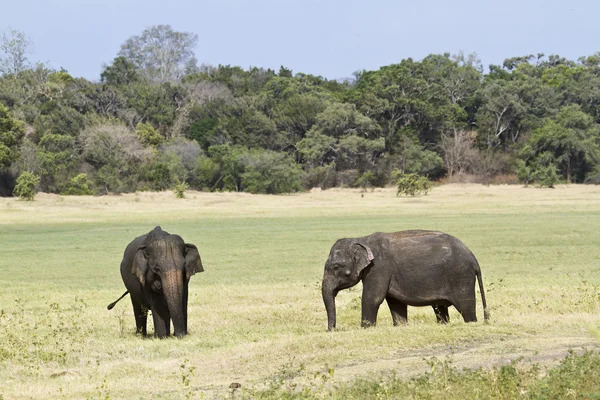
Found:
<box><xmin>433</xmin><ymin>305</ymin><xmax>450</xmax><ymax>324</ymax></box>
<box><xmin>386</xmin><ymin>297</ymin><xmax>408</xmax><ymax>326</ymax></box>
<box><xmin>454</xmin><ymin>297</ymin><xmax>477</xmax><ymax>323</ymax></box>
<box><xmin>131</xmin><ymin>298</ymin><xmax>148</xmax><ymax>336</ymax></box>
<box><xmin>183</xmin><ymin>282</ymin><xmax>189</xmax><ymax>334</ymax></box>
<box><xmin>151</xmin><ymin>297</ymin><xmax>172</xmax><ymax>338</ymax></box>
<box><xmin>459</xmin><ymin>304</ymin><xmax>477</xmax><ymax>322</ymax></box>
<box><xmin>361</xmin><ymin>290</ymin><xmax>385</xmax><ymax>328</ymax></box>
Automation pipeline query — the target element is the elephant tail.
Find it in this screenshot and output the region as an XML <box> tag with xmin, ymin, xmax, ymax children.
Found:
<box><xmin>476</xmin><ymin>269</ymin><xmax>489</xmax><ymax>322</ymax></box>
<box><xmin>107</xmin><ymin>291</ymin><xmax>129</xmax><ymax>310</ymax></box>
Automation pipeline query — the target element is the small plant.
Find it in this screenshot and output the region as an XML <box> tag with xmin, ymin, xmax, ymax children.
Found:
<box><xmin>95</xmin><ymin>379</ymin><xmax>110</xmax><ymax>400</ymax></box>
<box><xmin>393</xmin><ymin>171</ymin><xmax>431</xmax><ymax>196</ymax></box>
<box><xmin>173</xmin><ymin>181</ymin><xmax>189</xmax><ymax>199</ymax></box>
<box><xmin>180</xmin><ymin>359</ymin><xmax>196</xmax><ymax>399</ymax></box>
<box><xmin>13</xmin><ymin>172</ymin><xmax>40</xmax><ymax>201</ymax></box>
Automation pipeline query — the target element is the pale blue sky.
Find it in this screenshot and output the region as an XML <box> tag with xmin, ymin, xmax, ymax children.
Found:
<box><xmin>1</xmin><ymin>0</ymin><xmax>597</xmax><ymax>81</ymax></box>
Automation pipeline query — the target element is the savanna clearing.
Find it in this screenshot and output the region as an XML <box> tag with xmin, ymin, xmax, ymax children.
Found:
<box><xmin>1</xmin><ymin>184</ymin><xmax>599</xmax><ymax>399</ymax></box>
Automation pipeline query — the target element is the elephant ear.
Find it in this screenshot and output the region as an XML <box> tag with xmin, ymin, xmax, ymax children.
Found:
<box><xmin>185</xmin><ymin>243</ymin><xmax>203</xmax><ymax>279</ymax></box>
<box><xmin>132</xmin><ymin>246</ymin><xmax>148</xmax><ymax>286</ymax></box>
<box><xmin>352</xmin><ymin>243</ymin><xmax>374</xmax><ymax>274</ymax></box>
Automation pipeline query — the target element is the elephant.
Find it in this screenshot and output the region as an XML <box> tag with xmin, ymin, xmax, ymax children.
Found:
<box><xmin>321</xmin><ymin>230</ymin><xmax>488</xmax><ymax>331</ymax></box>
<box><xmin>107</xmin><ymin>226</ymin><xmax>203</xmax><ymax>338</ymax></box>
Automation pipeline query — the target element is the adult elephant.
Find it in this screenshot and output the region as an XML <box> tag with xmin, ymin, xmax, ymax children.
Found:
<box><xmin>107</xmin><ymin>226</ymin><xmax>203</xmax><ymax>338</ymax></box>
<box><xmin>321</xmin><ymin>230</ymin><xmax>488</xmax><ymax>331</ymax></box>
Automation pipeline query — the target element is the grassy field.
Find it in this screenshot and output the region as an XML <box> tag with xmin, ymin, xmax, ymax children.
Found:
<box><xmin>0</xmin><ymin>184</ymin><xmax>599</xmax><ymax>399</ymax></box>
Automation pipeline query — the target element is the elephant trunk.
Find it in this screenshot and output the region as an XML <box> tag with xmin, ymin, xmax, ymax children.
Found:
<box><xmin>322</xmin><ymin>278</ymin><xmax>338</xmax><ymax>331</ymax></box>
<box><xmin>163</xmin><ymin>269</ymin><xmax>186</xmax><ymax>338</ymax></box>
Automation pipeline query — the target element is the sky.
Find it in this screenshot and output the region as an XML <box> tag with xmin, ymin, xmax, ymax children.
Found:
<box><xmin>1</xmin><ymin>0</ymin><xmax>598</xmax><ymax>82</ymax></box>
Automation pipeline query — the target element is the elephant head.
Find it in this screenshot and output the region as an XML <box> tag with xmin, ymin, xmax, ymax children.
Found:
<box><xmin>321</xmin><ymin>239</ymin><xmax>374</xmax><ymax>331</ymax></box>
<box><xmin>132</xmin><ymin>229</ymin><xmax>203</xmax><ymax>338</ymax></box>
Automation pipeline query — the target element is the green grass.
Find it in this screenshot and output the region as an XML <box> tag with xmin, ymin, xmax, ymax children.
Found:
<box><xmin>0</xmin><ymin>185</ymin><xmax>599</xmax><ymax>399</ymax></box>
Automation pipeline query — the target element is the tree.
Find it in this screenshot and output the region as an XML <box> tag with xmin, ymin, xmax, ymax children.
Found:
<box><xmin>120</xmin><ymin>82</ymin><xmax>181</xmax><ymax>134</ymax></box>
<box><xmin>296</xmin><ymin>130</ymin><xmax>335</xmax><ymax>167</ymax></box>
<box><xmin>386</xmin><ymin>128</ymin><xmax>444</xmax><ymax>178</ymax></box>
<box><xmin>80</xmin><ymin>124</ymin><xmax>151</xmax><ymax>193</ymax></box>
<box><xmin>440</xmin><ymin>129</ymin><xmax>476</xmax><ymax>176</ymax></box>
<box><xmin>312</xmin><ymin>102</ymin><xmax>381</xmax><ymax>139</ymax></box>
<box><xmin>213</xmin><ymin>98</ymin><xmax>285</xmax><ymax>150</ymax></box>
<box><xmin>350</xmin><ymin>57</ymin><xmax>462</xmax><ymax>150</ymax></box>
<box><xmin>278</xmin><ymin>66</ymin><xmax>293</xmax><ymax>78</ymax></box>
<box><xmin>0</xmin><ymin>62</ymin><xmax>52</xmax><ymax>109</ymax></box>
<box><xmin>476</xmin><ymin>81</ymin><xmax>526</xmax><ymax>147</ymax></box>
<box><xmin>77</xmin><ymin>82</ymin><xmax>126</xmax><ymax>117</ymax></box>
<box><xmin>273</xmin><ymin>93</ymin><xmax>327</xmax><ymax>142</ymax></box>
<box><xmin>0</xmin><ymin>103</ymin><xmax>25</xmax><ymax>170</ymax></box>
<box><xmin>519</xmin><ymin>105</ymin><xmax>600</xmax><ymax>183</ymax></box>
<box><xmin>118</xmin><ymin>25</ymin><xmax>198</xmax><ymax>83</ymax></box>
<box><xmin>296</xmin><ymin>102</ymin><xmax>385</xmax><ymax>173</ymax></box>
<box><xmin>100</xmin><ymin>56</ymin><xmax>140</xmax><ymax>86</ymax></box>
<box><xmin>0</xmin><ymin>28</ymin><xmax>33</xmax><ymax>78</ymax></box>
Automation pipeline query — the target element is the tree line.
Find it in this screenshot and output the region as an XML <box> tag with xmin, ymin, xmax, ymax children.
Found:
<box><xmin>1</xmin><ymin>25</ymin><xmax>599</xmax><ymax>196</ymax></box>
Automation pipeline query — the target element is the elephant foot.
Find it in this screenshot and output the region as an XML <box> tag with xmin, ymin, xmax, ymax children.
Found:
<box><xmin>361</xmin><ymin>319</ymin><xmax>376</xmax><ymax>328</ymax></box>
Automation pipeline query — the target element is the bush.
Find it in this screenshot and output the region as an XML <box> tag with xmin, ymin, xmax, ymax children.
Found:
<box><xmin>516</xmin><ymin>158</ymin><xmax>559</xmax><ymax>188</ymax></box>
<box><xmin>62</xmin><ymin>174</ymin><xmax>94</xmax><ymax>195</ymax></box>
<box><xmin>135</xmin><ymin>122</ymin><xmax>163</xmax><ymax>146</ymax></box>
<box><xmin>333</xmin><ymin>169</ymin><xmax>359</xmax><ymax>188</ymax></box>
<box><xmin>193</xmin><ymin>157</ymin><xmax>220</xmax><ymax>190</ymax></box>
<box><xmin>173</xmin><ymin>181</ymin><xmax>189</xmax><ymax>198</ymax></box>
<box><xmin>145</xmin><ymin>162</ymin><xmax>172</xmax><ymax>191</ymax></box>
<box><xmin>532</xmin><ymin>165</ymin><xmax>559</xmax><ymax>188</ymax></box>
<box><xmin>302</xmin><ymin>165</ymin><xmax>335</xmax><ymax>190</ymax></box>
<box><xmin>354</xmin><ymin>171</ymin><xmax>376</xmax><ymax>190</ymax></box>
<box><xmin>13</xmin><ymin>172</ymin><xmax>40</xmax><ymax>200</ymax></box>
<box><xmin>393</xmin><ymin>171</ymin><xmax>431</xmax><ymax>196</ymax></box>
<box><xmin>240</xmin><ymin>149</ymin><xmax>302</xmax><ymax>194</ymax></box>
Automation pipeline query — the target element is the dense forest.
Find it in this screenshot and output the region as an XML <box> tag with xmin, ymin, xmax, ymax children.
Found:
<box><xmin>1</xmin><ymin>25</ymin><xmax>599</xmax><ymax>196</ymax></box>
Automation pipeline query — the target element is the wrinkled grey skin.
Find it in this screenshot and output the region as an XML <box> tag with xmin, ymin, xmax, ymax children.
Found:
<box><xmin>321</xmin><ymin>230</ymin><xmax>488</xmax><ymax>331</ymax></box>
<box><xmin>107</xmin><ymin>226</ymin><xmax>203</xmax><ymax>338</ymax></box>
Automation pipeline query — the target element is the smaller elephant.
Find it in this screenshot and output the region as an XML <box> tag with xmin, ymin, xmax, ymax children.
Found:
<box><xmin>321</xmin><ymin>230</ymin><xmax>488</xmax><ymax>330</ymax></box>
<box><xmin>107</xmin><ymin>226</ymin><xmax>203</xmax><ymax>338</ymax></box>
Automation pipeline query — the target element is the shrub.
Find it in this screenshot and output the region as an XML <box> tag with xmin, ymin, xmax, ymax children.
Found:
<box><xmin>146</xmin><ymin>162</ymin><xmax>172</xmax><ymax>191</ymax></box>
<box><xmin>532</xmin><ymin>165</ymin><xmax>559</xmax><ymax>188</ymax></box>
<box><xmin>173</xmin><ymin>181</ymin><xmax>189</xmax><ymax>198</ymax></box>
<box><xmin>393</xmin><ymin>171</ymin><xmax>431</xmax><ymax>196</ymax></box>
<box><xmin>13</xmin><ymin>172</ymin><xmax>40</xmax><ymax>200</ymax></box>
<box><xmin>193</xmin><ymin>157</ymin><xmax>220</xmax><ymax>190</ymax></box>
<box><xmin>516</xmin><ymin>158</ymin><xmax>559</xmax><ymax>188</ymax></box>
<box><xmin>62</xmin><ymin>174</ymin><xmax>94</xmax><ymax>195</ymax></box>
<box><xmin>302</xmin><ymin>165</ymin><xmax>334</xmax><ymax>190</ymax></box>
<box><xmin>240</xmin><ymin>149</ymin><xmax>302</xmax><ymax>194</ymax></box>
<box><xmin>135</xmin><ymin>122</ymin><xmax>163</xmax><ymax>146</ymax></box>
<box><xmin>354</xmin><ymin>171</ymin><xmax>376</xmax><ymax>190</ymax></box>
